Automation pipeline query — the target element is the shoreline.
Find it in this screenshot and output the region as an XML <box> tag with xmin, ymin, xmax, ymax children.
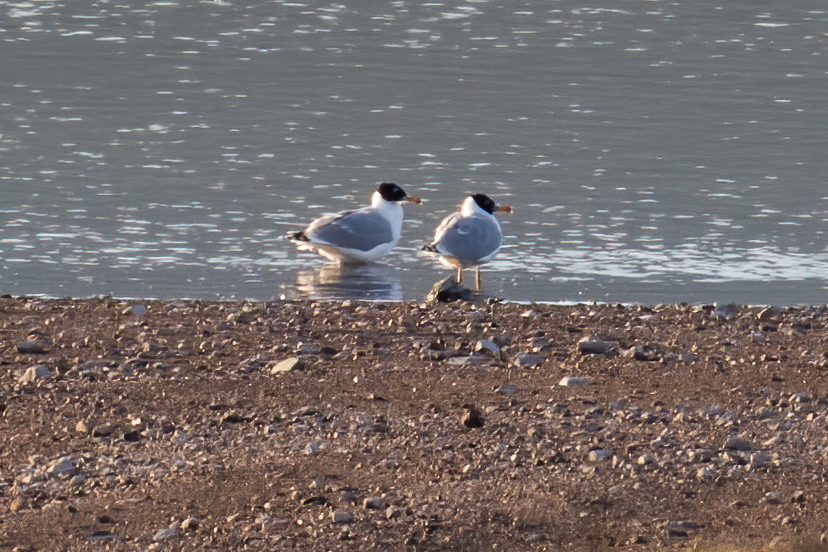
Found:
<box><xmin>5</xmin><ymin>292</ymin><xmax>828</xmax><ymax>309</ymax></box>
<box><xmin>2</xmin><ymin>296</ymin><xmax>828</xmax><ymax>550</ymax></box>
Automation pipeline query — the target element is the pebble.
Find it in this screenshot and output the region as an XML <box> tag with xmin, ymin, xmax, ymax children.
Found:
<box><xmin>17</xmin><ymin>341</ymin><xmax>46</xmax><ymax>354</ymax></box>
<box><xmin>714</xmin><ymin>303</ymin><xmax>740</xmax><ymax>319</ymax></box>
<box><xmin>181</xmin><ymin>516</ymin><xmax>200</xmax><ymax>531</ymax></box>
<box><xmin>791</xmin><ymin>391</ymin><xmax>813</xmax><ymax>404</ymax></box>
<box><xmin>578</xmin><ymin>337</ymin><xmax>608</xmax><ymax>355</ymax></box>
<box><xmin>725</xmin><ymin>437</ymin><xmax>752</xmax><ymax>452</ymax></box>
<box><xmin>92</xmin><ymin>424</ymin><xmax>115</xmax><ymax>438</ymax></box>
<box><xmin>588</xmin><ymin>449</ymin><xmax>612</xmax><ymax>462</ymax></box>
<box><xmin>331</xmin><ymin>510</ymin><xmax>354</xmax><ymax>524</ymax></box>
<box><xmin>475</xmin><ymin>339</ymin><xmax>500</xmax><ymax>357</ymax></box>
<box><xmin>461</xmin><ymin>405</ymin><xmax>484</xmax><ymax>428</ymax></box>
<box><xmin>270</xmin><ymin>357</ymin><xmax>304</xmax><ymax>373</ymax></box>
<box><xmin>631</xmin><ymin>345</ymin><xmax>659</xmax><ymax>361</ymax></box>
<box><xmin>85</xmin><ymin>531</ymin><xmax>120</xmax><ymax>542</ymax></box>
<box><xmin>19</xmin><ymin>364</ymin><xmax>52</xmax><ymax>384</ymax></box>
<box><xmin>426</xmin><ymin>277</ymin><xmax>473</xmax><ymax>303</ymax></box>
<box><xmin>637</xmin><ymin>454</ymin><xmax>656</xmax><ymax>466</ymax></box>
<box><xmin>68</xmin><ymin>474</ymin><xmax>86</xmax><ymax>487</ymax></box>
<box><xmin>696</xmin><ymin>467</ymin><xmax>716</xmax><ymax>480</ymax></box>
<box><xmin>514</xmin><ymin>352</ymin><xmax>543</xmax><ymax>367</ymax></box>
<box><xmin>559</xmin><ymin>376</ymin><xmax>591</xmax><ymax>387</ymax></box>
<box><xmin>665</xmin><ymin>520</ymin><xmax>699</xmax><ymax>537</ymax></box>
<box><xmin>126</xmin><ymin>304</ymin><xmax>147</xmax><ymax>316</ymax></box>
<box><xmin>750</xmin><ymin>453</ymin><xmax>772</xmax><ymax>469</ymax></box>
<box><xmin>447</xmin><ymin>356</ymin><xmax>489</xmax><ymax>366</ymax></box>
<box><xmin>46</xmin><ymin>456</ymin><xmax>78</xmax><ymax>478</ymax></box>
<box><xmin>363</xmin><ymin>496</ymin><xmax>386</xmax><ymax>510</ymax></box>
<box><xmin>152</xmin><ymin>527</ymin><xmax>178</xmax><ymax>541</ymax></box>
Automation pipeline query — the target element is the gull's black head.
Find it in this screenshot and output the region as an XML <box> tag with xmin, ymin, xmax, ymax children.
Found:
<box><xmin>377</xmin><ymin>182</ymin><xmax>407</xmax><ymax>202</ymax></box>
<box><xmin>471</xmin><ymin>193</ymin><xmax>497</xmax><ymax>214</ymax></box>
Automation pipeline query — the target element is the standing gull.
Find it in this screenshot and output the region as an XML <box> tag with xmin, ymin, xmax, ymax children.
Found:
<box><xmin>423</xmin><ymin>193</ymin><xmax>512</xmax><ymax>290</ymax></box>
<box><xmin>288</xmin><ymin>183</ymin><xmax>420</xmax><ymax>264</ymax></box>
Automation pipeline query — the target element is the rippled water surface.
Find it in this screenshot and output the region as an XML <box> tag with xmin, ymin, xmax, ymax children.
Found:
<box><xmin>2</xmin><ymin>1</ymin><xmax>827</xmax><ymax>304</ymax></box>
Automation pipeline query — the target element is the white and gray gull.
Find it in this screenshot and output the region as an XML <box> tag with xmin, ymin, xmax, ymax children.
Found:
<box><xmin>423</xmin><ymin>193</ymin><xmax>512</xmax><ymax>290</ymax></box>
<box><xmin>288</xmin><ymin>182</ymin><xmax>421</xmax><ymax>264</ymax></box>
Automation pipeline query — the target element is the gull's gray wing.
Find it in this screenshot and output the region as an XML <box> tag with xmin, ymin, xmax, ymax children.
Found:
<box><xmin>436</xmin><ymin>215</ymin><xmax>502</xmax><ymax>262</ymax></box>
<box><xmin>306</xmin><ymin>209</ymin><xmax>394</xmax><ymax>252</ymax></box>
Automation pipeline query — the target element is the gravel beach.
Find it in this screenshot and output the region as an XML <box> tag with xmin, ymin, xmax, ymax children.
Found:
<box><xmin>2</xmin><ymin>296</ymin><xmax>828</xmax><ymax>551</ymax></box>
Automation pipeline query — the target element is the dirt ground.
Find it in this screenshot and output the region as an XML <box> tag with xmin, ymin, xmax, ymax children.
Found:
<box><xmin>2</xmin><ymin>295</ymin><xmax>828</xmax><ymax>551</ymax></box>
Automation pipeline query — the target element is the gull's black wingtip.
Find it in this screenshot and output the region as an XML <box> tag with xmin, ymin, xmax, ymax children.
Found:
<box><xmin>287</xmin><ymin>230</ymin><xmax>309</xmax><ymax>242</ymax></box>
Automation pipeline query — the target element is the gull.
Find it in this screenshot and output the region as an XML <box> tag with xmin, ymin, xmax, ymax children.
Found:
<box><xmin>288</xmin><ymin>182</ymin><xmax>420</xmax><ymax>264</ymax></box>
<box><xmin>423</xmin><ymin>193</ymin><xmax>512</xmax><ymax>290</ymax></box>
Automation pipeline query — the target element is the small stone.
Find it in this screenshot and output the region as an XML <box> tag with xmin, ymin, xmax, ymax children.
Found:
<box><xmin>725</xmin><ymin>437</ymin><xmax>752</xmax><ymax>452</ymax></box>
<box><xmin>578</xmin><ymin>337</ymin><xmax>608</xmax><ymax>355</ymax></box>
<box><xmin>46</xmin><ymin>456</ymin><xmax>78</xmax><ymax>478</ymax></box>
<box><xmin>126</xmin><ymin>304</ymin><xmax>147</xmax><ymax>316</ymax></box>
<box><xmin>304</xmin><ymin>442</ymin><xmax>321</xmax><ymax>455</ymax></box>
<box><xmin>588</xmin><ymin>449</ymin><xmax>612</xmax><ymax>462</ymax></box>
<box><xmin>631</xmin><ymin>345</ymin><xmax>659</xmax><ymax>361</ymax></box>
<box><xmin>75</xmin><ymin>420</ymin><xmax>90</xmax><ymax>434</ymax></box>
<box><xmin>293</xmin><ymin>405</ymin><xmax>319</xmax><ymax>418</ymax></box>
<box><xmin>152</xmin><ymin>527</ymin><xmax>178</xmax><ymax>541</ymax></box>
<box><xmin>9</xmin><ymin>497</ymin><xmax>26</xmax><ymax>512</ymax></box>
<box><xmin>447</xmin><ymin>356</ymin><xmax>489</xmax><ymax>366</ymax></box>
<box><xmin>68</xmin><ymin>474</ymin><xmax>86</xmax><ymax>487</ymax></box>
<box><xmin>559</xmin><ymin>376</ymin><xmax>591</xmax><ymax>387</ymax></box>
<box><xmin>181</xmin><ymin>516</ymin><xmax>200</xmax><ymax>532</ymax></box>
<box><xmin>514</xmin><ymin>353</ymin><xmax>544</xmax><ymax>367</ymax></box>
<box><xmin>475</xmin><ymin>339</ymin><xmax>500</xmax><ymax>357</ymax></box>
<box><xmin>762</xmin><ymin>491</ymin><xmax>782</xmax><ymax>504</ymax></box>
<box><xmin>498</xmin><ymin>384</ymin><xmax>518</xmax><ymax>395</ymax></box>
<box><xmin>363</xmin><ymin>496</ymin><xmax>385</xmax><ymax>510</ymax></box>
<box><xmin>758</xmin><ymin>306</ymin><xmax>782</xmax><ymax>321</ymax></box>
<box><xmin>331</xmin><ymin>510</ymin><xmax>354</xmax><ymax>524</ymax></box>
<box><xmin>297</xmin><ymin>343</ymin><xmax>321</xmax><ymax>355</ymax></box>
<box><xmin>750</xmin><ymin>453</ymin><xmax>772</xmax><ymax>469</ymax></box>
<box><xmin>637</xmin><ymin>454</ymin><xmax>656</xmax><ymax>466</ymax></box>
<box><xmin>123</xmin><ymin>430</ymin><xmax>142</xmax><ymax>442</ymax></box>
<box><xmin>696</xmin><ymin>467</ymin><xmax>716</xmax><ymax>480</ymax></box>
<box><xmin>85</xmin><ymin>531</ymin><xmax>120</xmax><ymax>542</ymax></box>
<box><xmin>92</xmin><ymin>424</ymin><xmax>114</xmax><ymax>438</ymax></box>
<box><xmin>665</xmin><ymin>520</ymin><xmax>699</xmax><ymax>537</ymax></box>
<box><xmin>461</xmin><ymin>405</ymin><xmax>484</xmax><ymax>428</ymax></box>
<box><xmin>270</xmin><ymin>357</ymin><xmax>304</xmax><ymax>374</ymax></box>
<box><xmin>17</xmin><ymin>341</ymin><xmax>46</xmax><ymax>354</ymax></box>
<box><xmin>426</xmin><ymin>276</ymin><xmax>473</xmax><ymax>303</ymax></box>
<box><xmin>221</xmin><ymin>411</ymin><xmax>249</xmax><ymax>424</ymax></box>
<box><xmin>385</xmin><ymin>506</ymin><xmax>401</xmax><ymax>520</ymax></box>
<box><xmin>19</xmin><ymin>364</ymin><xmax>52</xmax><ymax>384</ymax></box>
<box><xmin>790</xmin><ymin>391</ymin><xmax>813</xmax><ymax>403</ymax></box>
<box><xmin>714</xmin><ymin>303</ymin><xmax>740</xmax><ymax>319</ymax></box>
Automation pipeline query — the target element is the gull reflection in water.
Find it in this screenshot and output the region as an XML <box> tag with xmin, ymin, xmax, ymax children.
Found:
<box><xmin>295</xmin><ymin>263</ymin><xmax>403</xmax><ymax>302</ymax></box>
